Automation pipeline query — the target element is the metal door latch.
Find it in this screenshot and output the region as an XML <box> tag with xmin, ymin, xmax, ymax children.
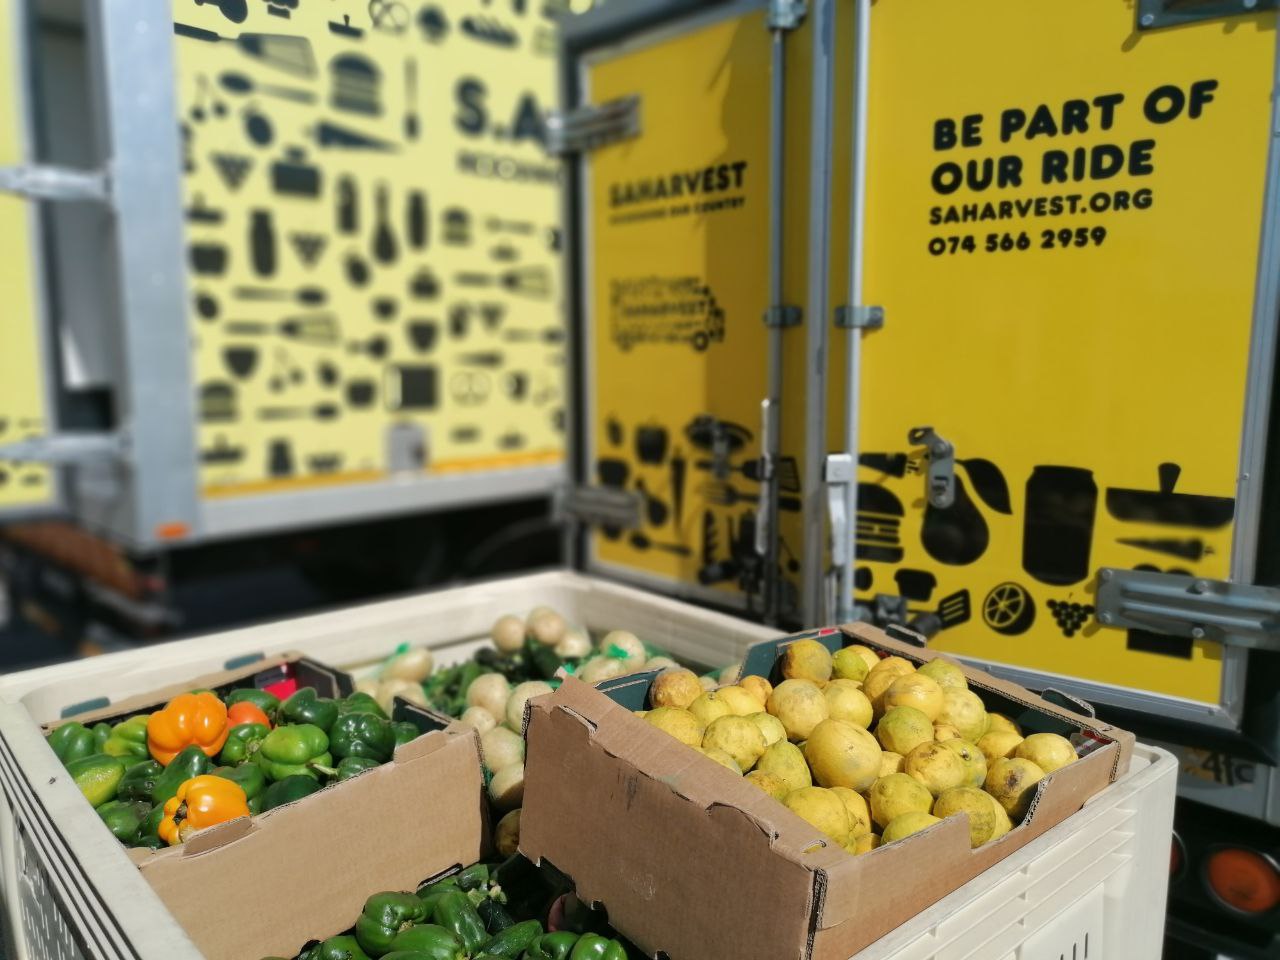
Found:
<box><xmin>907</xmin><ymin>426</ymin><xmax>955</xmax><ymax>509</ymax></box>
<box><xmin>1095</xmin><ymin>568</ymin><xmax>1280</xmax><ymax>652</ymax></box>
<box><xmin>824</xmin><ymin>452</ymin><xmax>854</xmax><ymax>570</ymax></box>
<box><xmin>1137</xmin><ymin>0</ymin><xmax>1276</xmax><ymax>31</ymax></box>
<box><xmin>767</xmin><ymin>0</ymin><xmax>807</xmax><ymax>30</ymax></box>
<box><xmin>545</xmin><ymin>96</ymin><xmax>641</xmax><ymax>155</ymax></box>
<box><xmin>0</xmin><ymin>164</ymin><xmax>110</xmax><ymax>203</ymax></box>
<box><xmin>834</xmin><ymin>305</ymin><xmax>884</xmax><ymax>329</ymax></box>
<box><xmin>555</xmin><ymin>484</ymin><xmax>642</xmax><ymax>531</ymax></box>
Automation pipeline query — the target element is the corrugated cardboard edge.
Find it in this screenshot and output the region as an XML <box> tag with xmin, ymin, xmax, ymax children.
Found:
<box><xmin>138</xmin><ymin>725</ymin><xmax>488</xmax><ymax>960</ymax></box>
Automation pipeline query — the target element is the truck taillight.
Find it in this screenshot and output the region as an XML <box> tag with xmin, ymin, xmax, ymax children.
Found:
<box><xmin>1203</xmin><ymin>847</ymin><xmax>1280</xmax><ymax>915</ymax></box>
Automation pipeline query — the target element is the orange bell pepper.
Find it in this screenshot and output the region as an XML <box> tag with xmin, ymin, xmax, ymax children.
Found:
<box><xmin>158</xmin><ymin>774</ymin><xmax>249</xmax><ymax>846</ymax></box>
<box><xmin>147</xmin><ymin>692</ymin><xmax>231</xmax><ymax>766</ymax></box>
<box><xmin>226</xmin><ymin>700</ymin><xmax>272</xmax><ymax>730</ymax></box>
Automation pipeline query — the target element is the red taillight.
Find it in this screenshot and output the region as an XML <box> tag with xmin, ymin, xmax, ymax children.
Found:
<box><xmin>1203</xmin><ymin>847</ymin><xmax>1280</xmax><ymax>915</ymax></box>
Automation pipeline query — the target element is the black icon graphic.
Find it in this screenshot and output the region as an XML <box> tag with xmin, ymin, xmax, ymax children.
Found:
<box><xmin>349</xmin><ymin>334</ymin><xmax>390</xmax><ymax>359</ymax></box>
<box><xmin>1116</xmin><ymin>537</ymin><xmax>1208</xmax><ymax>561</ymax></box>
<box><xmin>1106</xmin><ymin>463</ymin><xmax>1234</xmax><ymax>529</ymax></box>
<box><xmin>311</xmin><ymin>121</ymin><xmax>398</xmax><ymax>151</ymax></box>
<box><xmin>186</xmin><ymin>194</ymin><xmax>225</xmax><ymax>224</ymax></box>
<box><xmin>250</xmin><ymin>209</ymin><xmax>277</xmax><ymax>277</ymax></box>
<box><xmin>308</xmin><ymin>453</ymin><xmax>344</xmax><ymax>474</ymax></box>
<box><xmin>684</xmin><ymin>415</ymin><xmax>752</xmax><ymax>455</ymax></box>
<box><xmin>417</xmin><ymin>5</ymin><xmax>449</xmax><ymax>41</ymax></box>
<box><xmin>265</xmin><ymin>348</ymin><xmax>305</xmax><ymax>392</ymax></box>
<box><xmin>605</xmin><ymin>417</ymin><xmax>623</xmax><ymax>446</ymax></box>
<box><xmin>480</xmin><ymin>304</ymin><xmax>504</xmax><ymax>330</ymax></box>
<box><xmin>345</xmin><ymin>252</ymin><xmax>371</xmax><ymax>287</ymax></box>
<box><xmin>894</xmin><ymin>568</ymin><xmax>936</xmax><ymax>603</ymax></box>
<box><xmin>225</xmin><ymin>314</ymin><xmax>339</xmax><ymax>346</ymax></box>
<box><xmin>271</xmin><ymin>147</ymin><xmax>322</xmax><ymax>196</ymax></box>
<box><xmin>461</xmin><ymin>15</ymin><xmax>519</xmax><ymax>47</ymax></box>
<box><xmin>443</xmin><ymin>208</ymin><xmax>472</xmax><ymax>245</ymax></box>
<box><xmin>451</xmin><ymin>426</ymin><xmax>481</xmax><ymax>443</ymax></box>
<box><xmin>635</xmin><ymin>424</ymin><xmax>669</xmax><ymax>465</ymax></box>
<box><xmin>982</xmin><ymin>582</ymin><xmax>1036</xmax><ymax>636</ymax></box>
<box><xmin>330</xmin><ymin>15</ymin><xmax>365</xmax><ymax>38</ymax></box>
<box><xmin>193</xmin><ymin>0</ymin><xmax>249</xmax><ymax>25</ymax></box>
<box><xmin>934</xmin><ymin>590</ymin><xmax>971</xmax><ymax>630</ymax></box>
<box><xmin>457</xmin><ymin>351</ymin><xmax>503</xmax><ymax>368</ymax></box>
<box><xmin>200</xmin><ymin>381</ymin><xmax>238</xmax><ymax>422</ymax></box>
<box><xmin>409</xmin><ymin>267</ymin><xmax>439</xmax><ymax>299</ymax></box>
<box><xmin>694</xmin><ymin>455</ymin><xmax>800</xmax><ymax>492</ymax></box>
<box><xmin>370</xmin><ymin>0</ymin><xmax>412</xmax><ymax>33</ymax></box>
<box><xmin>448</xmin><ymin>304</ymin><xmax>470</xmax><ymax>339</ymax></box>
<box><xmin>387</xmin><ymin>365</ymin><xmax>438</xmax><ymax>410</ymax></box>
<box><xmin>490</xmin><ymin>243</ymin><xmax>519</xmax><ymax>263</ymax></box>
<box><xmin>201</xmin><ymin>435</ymin><xmax>245</xmax><ymax>465</ymax></box>
<box><xmin>635</xmin><ymin>478</ymin><xmax>669</xmax><ymax>527</ymax></box>
<box><xmin>263</xmin><ymin>0</ymin><xmax>298</xmax><ymax>19</ymax></box>
<box><xmin>859</xmin><ymin>452</ymin><xmax>909</xmax><ymax>477</ymax></box>
<box><xmin>700</xmin><ymin>482</ymin><xmax>800</xmax><ymax>512</ymax></box>
<box><xmin>289</xmin><ymin>232</ymin><xmax>327</xmax><ymax>267</ymax></box>
<box><xmin>373</xmin><ymin>296</ymin><xmax>399</xmax><ymax>320</ymax></box>
<box><xmin>346</xmin><ymin>379</ymin><xmax>377</xmax><ymax>408</ymax></box>
<box><xmin>259</xmin><ymin>403</ymin><xmax>341</xmax><ymax>421</ymax></box>
<box><xmin>189</xmin><ymin>75</ymin><xmax>228</xmax><ymax>123</ymax></box>
<box><xmin>174</xmin><ymin>25</ymin><xmax>314</xmax><ymax>80</ymax></box>
<box><xmin>450</xmin><ymin>371</ymin><xmax>491</xmax><ymax>405</ymax></box>
<box><xmin>485</xmin><ymin>217</ymin><xmax>535</xmax><ymax>235</ymax></box>
<box><xmin>921</xmin><ymin>476</ymin><xmax>990</xmax><ymax>567</ymax></box>
<box><xmin>317</xmin><ymin>361</ymin><xmax>339</xmax><ymax>387</ymax></box>
<box><xmin>243</xmin><ymin>105</ymin><xmax>274</xmax><ymax>146</ymax></box>
<box><xmin>234</xmin><ymin>285</ymin><xmax>327</xmax><ymax>306</ymax></box>
<box><xmin>331</xmin><ymin>54</ymin><xmax>382</xmax><ymax>116</ymax></box>
<box><xmin>190</xmin><ymin>242</ymin><xmax>229</xmax><ymax>276</ymax></box>
<box><xmin>854</xmin><ymin>566</ymin><xmax>873</xmax><ymax>592</ymax></box>
<box><xmin>182</xmin><ymin>123</ymin><xmax>196</xmax><ymax>172</ymax></box>
<box><xmin>629</xmin><ymin>531</ymin><xmax>690</xmax><ymax>556</ymax></box>
<box><xmin>222</xmin><ymin>346</ymin><xmax>259</xmax><ymax>380</ymax></box>
<box><xmin>1126</xmin><ymin>629</ymin><xmax>1193</xmax><ymax>659</ymax></box>
<box><xmin>671</xmin><ymin>446</ymin><xmax>687</xmax><ymax>525</ymax></box>
<box><xmin>406</xmin><ymin>191</ymin><xmax>428</xmax><ymax>249</ymax></box>
<box><xmin>372</xmin><ymin>183</ymin><xmax>398</xmax><ymax>264</ymax></box>
<box><xmin>195</xmin><ymin>291</ymin><xmax>220</xmax><ymax>320</ymax></box>
<box><xmin>211</xmin><ymin>152</ymin><xmax>253</xmax><ymax>191</ymax></box>
<box><xmin>959</xmin><ymin>458</ymin><xmax>1012</xmax><ymax>514</ymax></box>
<box><xmin>404</xmin><ymin>58</ymin><xmax>420</xmax><ymax>141</ymax></box>
<box><xmin>1022</xmin><ymin>465</ymin><xmax>1096</xmax><ymax>585</ymax></box>
<box><xmin>856</xmin><ymin>483</ymin><xmax>904</xmax><ymax>564</ymax></box>
<box><xmin>504</xmin><ymin>371</ymin><xmax>529</xmax><ymax>400</ymax></box>
<box><xmin>497</xmin><ymin>431</ymin><xmax>526</xmax><ymax>451</ymax></box>
<box><xmin>336</xmin><ymin>176</ymin><xmax>359</xmax><ymax>233</ymax></box>
<box><xmin>1046</xmin><ymin>598</ymin><xmax>1094</xmax><ymax>639</ymax></box>
<box><xmin>408</xmin><ymin>321</ymin><xmax>438</xmax><ymax>353</ymax></box>
<box><xmin>268</xmin><ymin>439</ymin><xmax>294</xmax><ymax>477</ymax></box>
<box><xmin>220</xmin><ymin>70</ymin><xmax>315</xmax><ymax>104</ymax></box>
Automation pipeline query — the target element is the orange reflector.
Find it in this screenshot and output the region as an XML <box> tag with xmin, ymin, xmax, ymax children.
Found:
<box><xmin>1205</xmin><ymin>848</ymin><xmax>1280</xmax><ymax>915</ymax></box>
<box><xmin>154</xmin><ymin>522</ymin><xmax>190</xmax><ymax>541</ymax></box>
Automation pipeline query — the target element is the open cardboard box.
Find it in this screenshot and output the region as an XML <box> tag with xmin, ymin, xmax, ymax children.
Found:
<box><xmin>519</xmin><ymin>622</ymin><xmax>1135</xmax><ymax>960</ymax></box>
<box><xmin>45</xmin><ymin>654</ymin><xmax>490</xmax><ymax>960</ymax></box>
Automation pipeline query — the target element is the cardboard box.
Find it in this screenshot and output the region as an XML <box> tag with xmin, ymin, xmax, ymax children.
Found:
<box><xmin>45</xmin><ymin>654</ymin><xmax>490</xmax><ymax>960</ymax></box>
<box><xmin>520</xmin><ymin>622</ymin><xmax>1135</xmax><ymax>960</ymax></box>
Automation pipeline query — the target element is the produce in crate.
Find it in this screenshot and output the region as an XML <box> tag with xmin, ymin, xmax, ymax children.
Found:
<box><xmin>45</xmin><ymin>681</ymin><xmax>423</xmax><ymax>850</ymax></box>
<box><xmin>258</xmin><ymin>856</ymin><xmax>636</xmax><ymax>960</ymax></box>
<box><xmin>636</xmin><ymin>639</ymin><xmax>1077</xmax><ymax>851</ymax></box>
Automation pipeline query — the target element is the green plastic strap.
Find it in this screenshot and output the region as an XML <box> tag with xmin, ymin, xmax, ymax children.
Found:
<box><xmin>606</xmin><ymin>644</ymin><xmax>629</xmax><ymax>660</ymax></box>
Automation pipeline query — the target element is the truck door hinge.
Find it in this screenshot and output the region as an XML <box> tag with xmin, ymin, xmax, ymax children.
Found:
<box><xmin>907</xmin><ymin>426</ymin><xmax>955</xmax><ymax>509</ymax></box>
<box><xmin>767</xmin><ymin>0</ymin><xmax>807</xmax><ymax>31</ymax></box>
<box><xmin>823</xmin><ymin>453</ymin><xmax>854</xmax><ymax>570</ymax></box>
<box><xmin>1137</xmin><ymin>0</ymin><xmax>1276</xmax><ymax>30</ymax></box>
<box><xmin>545</xmin><ymin>96</ymin><xmax>641</xmax><ymax>156</ymax></box>
<box><xmin>763</xmin><ymin>305</ymin><xmax>802</xmax><ymax>328</ymax></box>
<box><xmin>555</xmin><ymin>484</ymin><xmax>642</xmax><ymax>531</ymax></box>
<box><xmin>0</xmin><ymin>164</ymin><xmax>110</xmax><ymax>203</ymax></box>
<box><xmin>834</xmin><ymin>305</ymin><xmax>884</xmax><ymax>330</ymax></box>
<box><xmin>0</xmin><ymin>432</ymin><xmax>126</xmax><ymax>465</ymax></box>
<box><xmin>1095</xmin><ymin>568</ymin><xmax>1280</xmax><ymax>652</ymax></box>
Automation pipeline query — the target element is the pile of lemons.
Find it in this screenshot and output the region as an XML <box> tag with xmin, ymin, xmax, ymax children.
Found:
<box><xmin>638</xmin><ymin>640</ymin><xmax>1078</xmax><ymax>854</ymax></box>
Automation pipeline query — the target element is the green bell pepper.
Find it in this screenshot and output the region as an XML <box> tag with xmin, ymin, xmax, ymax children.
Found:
<box><xmin>281</xmin><ymin>688</ymin><xmax>339</xmax><ymax>732</ymax></box>
<box><xmin>136</xmin><ymin>804</ymin><xmax>165</xmax><ymax>846</ymax></box>
<box><xmin>415</xmin><ymin>877</ymin><xmax>461</xmax><ymax>917</ymax></box>
<box><xmin>433</xmin><ymin>891</ymin><xmax>487</xmax><ymax>955</ymax></box>
<box><xmin>478</xmin><ymin>920</ymin><xmax>542</xmax><ymax>958</ymax></box>
<box><xmin>96</xmin><ymin>799</ymin><xmax>152</xmax><ymax>843</ymax></box>
<box><xmin>330</xmin><ymin>712</ymin><xmax>395</xmax><ymax>763</ymax></box>
<box><xmin>47</xmin><ymin>722</ymin><xmax>96</xmax><ymax>765</ymax></box>
<box><xmin>391</xmin><ymin>722</ymin><xmax>419</xmax><ymax>748</ymax></box>
<box><xmin>477</xmin><ymin>899</ymin><xmax>514</xmax><ymax>934</ymax></box>
<box><xmin>308</xmin><ymin>934</ymin><xmax>372</xmax><ymax>960</ymax></box>
<box><xmin>92</xmin><ymin>722</ymin><xmax>112</xmax><ymax>752</ymax></box>
<box><xmin>218</xmin><ymin>723</ymin><xmax>270</xmax><ymax>765</ymax></box>
<box><xmin>259</xmin><ymin>774</ymin><xmax>323</xmax><ymax>811</ymax></box>
<box><xmin>153</xmin><ymin>744</ymin><xmax>212</xmax><ymax>806</ymax></box>
<box><xmin>567</xmin><ymin>935</ymin><xmax>626</xmax><ymax>960</ymax></box>
<box><xmin>339</xmin><ymin>692</ymin><xmax>388</xmax><ymax>719</ymax></box>
<box><xmin>332</xmin><ymin>756</ymin><xmax>381</xmax><ymax>780</ymax></box>
<box><xmin>524</xmin><ymin>932</ymin><xmax>581</xmax><ymax>960</ymax></box>
<box><xmin>225</xmin><ymin>687</ymin><xmax>280</xmax><ymax>721</ymax></box>
<box><xmin>355</xmin><ymin>891</ymin><xmax>429</xmax><ymax>957</ymax></box>
<box><xmin>387</xmin><ymin>925</ymin><xmax>465</xmax><ymax>960</ymax></box>
<box><xmin>211</xmin><ymin>763</ymin><xmax>266</xmax><ymax>804</ymax></box>
<box><xmin>381</xmin><ymin>953</ymin><xmax>437</xmax><ymax>960</ymax></box>
<box><xmin>254</xmin><ymin>724</ymin><xmax>331</xmax><ymax>781</ymax></box>
<box><xmin>102</xmin><ymin>715</ymin><xmax>149</xmax><ymax>760</ymax></box>
<box><xmin>118</xmin><ymin>759</ymin><xmax>164</xmax><ymax>803</ymax></box>
<box><xmin>66</xmin><ymin>754</ymin><xmax>126</xmax><ymax>807</ymax></box>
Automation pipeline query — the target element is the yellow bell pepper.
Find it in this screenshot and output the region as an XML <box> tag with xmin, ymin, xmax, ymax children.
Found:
<box><xmin>147</xmin><ymin>692</ymin><xmax>230</xmax><ymax>766</ymax></box>
<box><xmin>158</xmin><ymin>775</ymin><xmax>250</xmax><ymax>846</ymax></box>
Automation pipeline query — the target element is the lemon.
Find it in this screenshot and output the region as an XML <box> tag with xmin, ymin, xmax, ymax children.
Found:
<box><xmin>831</xmin><ymin>648</ymin><xmax>870</xmax><ymax>682</ymax></box>
<box><xmin>875</xmin><ymin>706</ymin><xmax>934</xmax><ymax>756</ymax></box>
<box><xmin>824</xmin><ymin>680</ymin><xmax>873</xmax><ymax>729</ymax></box>
<box><xmin>755</xmin><ymin>741</ymin><xmax>812</xmax><ymax>794</ymax></box>
<box><xmin>784</xmin><ymin>786</ymin><xmax>851</xmax><ymax>844</ymax></box>
<box><xmin>766</xmin><ymin>679</ymin><xmax>830</xmax><ymax>741</ymax></box>
<box><xmin>985</xmin><ymin>757</ymin><xmax>1045</xmax><ymax>820</ymax></box>
<box><xmin>702</xmin><ymin>715</ymin><xmax>767</xmax><ymax>771</ymax></box>
<box><xmin>650</xmin><ymin>669</ymin><xmax>704</xmax><ymax>710</ymax></box>
<box><xmin>805</xmin><ymin>719</ymin><xmax>882</xmax><ymax>792</ymax></box>
<box><xmin>933</xmin><ymin>786</ymin><xmax>996</xmax><ymax>848</ymax></box>
<box><xmin>689</xmin><ymin>691</ymin><xmax>733</xmax><ymax>728</ymax></box>
<box><xmin>1015</xmin><ymin>733</ymin><xmax>1076</xmax><ymax>773</ymax></box>
<box><xmin>868</xmin><ymin>773</ymin><xmax>933</xmax><ymax>829</ymax></box>
<box><xmin>747</xmin><ymin>711</ymin><xmax>787</xmax><ymax>748</ymax></box>
<box><xmin>917</xmin><ymin>658</ymin><xmax>968</xmax><ymax>691</ymax></box>
<box><xmin>644</xmin><ymin>707</ymin><xmax>704</xmax><ymax>748</ymax></box>
<box><xmin>904</xmin><ymin>741</ymin><xmax>968</xmax><ymax>796</ymax></box>
<box><xmin>936</xmin><ymin>688</ymin><xmax>987</xmax><ymax>742</ymax></box>
<box><xmin>883</xmin><ymin>673</ymin><xmax>944</xmax><ymax>721</ymax></box>
<box><xmin>781</xmin><ymin>639</ymin><xmax>834</xmax><ymax>683</ymax></box>
<box><xmin>882</xmin><ymin>811</ymin><xmax>941</xmax><ymax>843</ymax></box>
<box><xmin>717</xmin><ymin>685</ymin><xmax>765</xmax><ymax>717</ymax></box>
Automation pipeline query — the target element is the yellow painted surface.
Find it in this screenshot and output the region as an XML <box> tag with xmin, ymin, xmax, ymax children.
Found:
<box><xmin>0</xmin><ymin>7</ymin><xmax>53</xmax><ymax>509</ymax></box>
<box><xmin>173</xmin><ymin>1</ymin><xmax>565</xmax><ymax>497</ymax></box>
<box><xmin>857</xmin><ymin>1</ymin><xmax>1275</xmax><ymax>702</ymax></box>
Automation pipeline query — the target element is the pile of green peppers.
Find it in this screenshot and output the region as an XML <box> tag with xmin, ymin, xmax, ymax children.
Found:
<box><xmin>259</xmin><ymin>858</ymin><xmax>634</xmax><ymax>960</ymax></box>
<box><xmin>46</xmin><ymin>685</ymin><xmax>421</xmax><ymax>850</ymax></box>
